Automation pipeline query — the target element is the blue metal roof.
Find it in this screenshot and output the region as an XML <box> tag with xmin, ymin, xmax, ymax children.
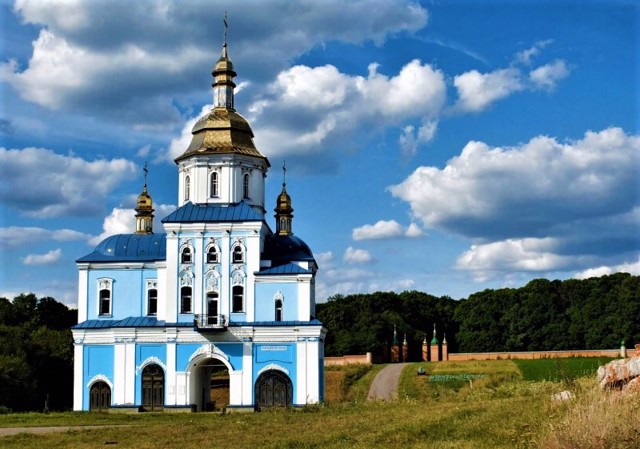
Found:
<box><xmin>73</xmin><ymin>317</ymin><xmax>323</xmax><ymax>329</ymax></box>
<box><xmin>255</xmin><ymin>263</ymin><xmax>312</xmax><ymax>276</ymax></box>
<box><xmin>162</xmin><ymin>201</ymin><xmax>264</xmax><ymax>223</ymax></box>
<box><xmin>72</xmin><ymin>317</ymin><xmax>191</xmax><ymax>329</ymax></box>
<box><xmin>229</xmin><ymin>319</ymin><xmax>324</xmax><ymax>327</ymax></box>
<box><xmin>77</xmin><ymin>233</ymin><xmax>167</xmax><ymax>263</ymax></box>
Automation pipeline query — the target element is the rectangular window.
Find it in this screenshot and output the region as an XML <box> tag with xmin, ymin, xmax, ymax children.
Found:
<box><xmin>180</xmin><ymin>286</ymin><xmax>192</xmax><ymax>314</ymax></box>
<box><xmin>232</xmin><ymin>286</ymin><xmax>244</xmax><ymax>313</ymax></box>
<box><xmin>99</xmin><ymin>289</ymin><xmax>111</xmax><ymax>316</ymax></box>
<box><xmin>147</xmin><ymin>288</ymin><xmax>158</xmax><ymax>315</ymax></box>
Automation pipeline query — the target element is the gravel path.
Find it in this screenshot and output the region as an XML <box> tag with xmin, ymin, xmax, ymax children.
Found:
<box><xmin>367</xmin><ymin>363</ymin><xmax>407</xmax><ymax>401</ymax></box>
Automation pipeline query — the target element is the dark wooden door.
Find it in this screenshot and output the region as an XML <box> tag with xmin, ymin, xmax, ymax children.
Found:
<box><xmin>255</xmin><ymin>370</ymin><xmax>292</xmax><ymax>410</ymax></box>
<box><xmin>89</xmin><ymin>381</ymin><xmax>111</xmax><ymax>411</ymax></box>
<box><xmin>142</xmin><ymin>364</ymin><xmax>164</xmax><ymax>411</ymax></box>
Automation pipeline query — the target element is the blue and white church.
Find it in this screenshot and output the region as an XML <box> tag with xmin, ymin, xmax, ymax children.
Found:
<box><xmin>71</xmin><ymin>35</ymin><xmax>325</xmax><ymax>412</ymax></box>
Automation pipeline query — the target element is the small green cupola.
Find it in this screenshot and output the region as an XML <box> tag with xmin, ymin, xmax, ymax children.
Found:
<box><xmin>431</xmin><ymin>323</ymin><xmax>439</xmax><ymax>345</ymax></box>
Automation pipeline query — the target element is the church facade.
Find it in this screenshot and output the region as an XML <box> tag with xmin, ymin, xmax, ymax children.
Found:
<box><xmin>71</xmin><ymin>36</ymin><xmax>325</xmax><ymax>412</ymax></box>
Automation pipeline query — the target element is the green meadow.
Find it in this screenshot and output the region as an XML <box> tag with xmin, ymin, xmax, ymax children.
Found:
<box><xmin>2</xmin><ymin>358</ymin><xmax>638</xmax><ymax>449</ymax></box>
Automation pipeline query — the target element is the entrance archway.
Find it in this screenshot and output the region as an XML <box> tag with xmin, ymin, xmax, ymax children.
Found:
<box><xmin>255</xmin><ymin>370</ymin><xmax>293</xmax><ymax>410</ymax></box>
<box><xmin>189</xmin><ymin>357</ymin><xmax>230</xmax><ymax>411</ymax></box>
<box><xmin>141</xmin><ymin>364</ymin><xmax>164</xmax><ymax>411</ymax></box>
<box><xmin>89</xmin><ymin>381</ymin><xmax>111</xmax><ymax>411</ymax></box>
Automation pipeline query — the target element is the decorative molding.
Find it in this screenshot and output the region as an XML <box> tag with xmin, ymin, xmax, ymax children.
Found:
<box><xmin>146</xmin><ymin>279</ymin><xmax>157</xmax><ymax>289</ymax></box>
<box><xmin>87</xmin><ymin>374</ymin><xmax>113</xmax><ymax>389</ymax></box>
<box><xmin>136</xmin><ymin>356</ymin><xmax>167</xmax><ymax>375</ymax></box>
<box><xmin>188</xmin><ymin>343</ymin><xmax>230</xmax><ymax>363</ymax></box>
<box><xmin>257</xmin><ymin>363</ymin><xmax>289</xmax><ymax>377</ymax></box>
<box><xmin>274</xmin><ymin>290</ymin><xmax>284</xmax><ymax>303</ymax></box>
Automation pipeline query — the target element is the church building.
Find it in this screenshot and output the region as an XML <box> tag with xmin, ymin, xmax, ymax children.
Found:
<box><xmin>71</xmin><ymin>32</ymin><xmax>325</xmax><ymax>412</ymax></box>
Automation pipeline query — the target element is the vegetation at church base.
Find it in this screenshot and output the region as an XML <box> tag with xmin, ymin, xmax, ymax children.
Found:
<box><xmin>324</xmin><ymin>364</ymin><xmax>385</xmax><ymax>403</ymax></box>
<box><xmin>3</xmin><ymin>359</ymin><xmax>635</xmax><ymax>449</ymax></box>
<box><xmin>0</xmin><ymin>294</ymin><xmax>77</xmax><ymax>412</ymax></box>
<box><xmin>317</xmin><ymin>273</ymin><xmax>640</xmax><ymax>357</ymax></box>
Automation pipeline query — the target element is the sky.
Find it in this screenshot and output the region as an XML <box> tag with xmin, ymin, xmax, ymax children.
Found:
<box><xmin>1</xmin><ymin>0</ymin><xmax>639</xmax><ymax>307</ymax></box>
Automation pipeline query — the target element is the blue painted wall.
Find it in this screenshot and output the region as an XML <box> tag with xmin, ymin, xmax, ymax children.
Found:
<box><xmin>83</xmin><ymin>345</ymin><xmax>114</xmax><ymax>409</ymax></box>
<box><xmin>87</xmin><ymin>268</ymin><xmax>158</xmax><ymax>319</ymax></box>
<box><xmin>254</xmin><ymin>282</ymin><xmax>298</xmax><ymax>321</ymax></box>
<box><xmin>134</xmin><ymin>344</ymin><xmax>167</xmax><ymax>405</ymax></box>
<box><xmin>252</xmin><ymin>343</ymin><xmax>297</xmax><ymax>404</ymax></box>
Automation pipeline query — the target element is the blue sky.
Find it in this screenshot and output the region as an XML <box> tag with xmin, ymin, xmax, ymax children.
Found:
<box><xmin>1</xmin><ymin>0</ymin><xmax>638</xmax><ymax>306</ymax></box>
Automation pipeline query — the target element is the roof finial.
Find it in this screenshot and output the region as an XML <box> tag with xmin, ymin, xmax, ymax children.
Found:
<box><xmin>223</xmin><ymin>11</ymin><xmax>228</xmax><ymax>48</ymax></box>
<box><xmin>143</xmin><ymin>161</ymin><xmax>148</xmax><ymax>191</ymax></box>
<box><xmin>282</xmin><ymin>160</ymin><xmax>287</xmax><ymax>186</ymax></box>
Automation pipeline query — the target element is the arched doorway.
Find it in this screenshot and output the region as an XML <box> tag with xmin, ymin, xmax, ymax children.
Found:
<box><xmin>89</xmin><ymin>381</ymin><xmax>111</xmax><ymax>411</ymax></box>
<box><xmin>255</xmin><ymin>370</ymin><xmax>293</xmax><ymax>410</ymax></box>
<box><xmin>189</xmin><ymin>357</ymin><xmax>230</xmax><ymax>412</ymax></box>
<box><xmin>141</xmin><ymin>364</ymin><xmax>164</xmax><ymax>411</ymax></box>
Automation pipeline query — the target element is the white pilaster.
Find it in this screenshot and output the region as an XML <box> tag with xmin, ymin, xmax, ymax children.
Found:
<box><xmin>306</xmin><ymin>340</ymin><xmax>320</xmax><ymax>403</ymax></box>
<box><xmin>296</xmin><ymin>340</ymin><xmax>308</xmax><ymax>404</ymax></box>
<box><xmin>113</xmin><ymin>343</ymin><xmax>126</xmax><ymax>405</ymax></box>
<box><xmin>241</xmin><ymin>341</ymin><xmax>253</xmax><ymax>405</ymax></box>
<box><xmin>77</xmin><ymin>266</ymin><xmax>88</xmax><ymax>322</ymax></box>
<box><xmin>124</xmin><ymin>341</ymin><xmax>136</xmax><ymax>404</ymax></box>
<box><xmin>73</xmin><ymin>342</ymin><xmax>84</xmax><ymax>410</ymax></box>
<box><xmin>165</xmin><ymin>232</ymin><xmax>178</xmax><ymax>322</ymax></box>
<box><xmin>166</xmin><ymin>338</ymin><xmax>177</xmax><ymax>405</ymax></box>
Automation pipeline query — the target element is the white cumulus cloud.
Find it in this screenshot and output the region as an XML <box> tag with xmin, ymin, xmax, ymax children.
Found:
<box><xmin>89</xmin><ymin>203</ymin><xmax>176</xmax><ymax>245</ymax></box>
<box><xmin>574</xmin><ymin>258</ymin><xmax>640</xmax><ymax>279</ymax></box>
<box><xmin>0</xmin><ymin>147</ymin><xmax>136</xmax><ymax>217</ymax></box>
<box><xmin>344</xmin><ymin>246</ymin><xmax>375</xmax><ymax>264</ymax></box>
<box><xmin>529</xmin><ymin>60</ymin><xmax>570</xmax><ymax>91</ymax></box>
<box><xmin>353</xmin><ymin>219</ymin><xmax>423</xmax><ymax>240</ymax></box>
<box><xmin>22</xmin><ymin>248</ymin><xmax>62</xmax><ymax>265</ymax></box>
<box><xmin>390</xmin><ymin>127</ymin><xmax>640</xmax><ymax>276</ymax></box>
<box><xmin>452</xmin><ymin>68</ymin><xmax>523</xmax><ymax>113</ymax></box>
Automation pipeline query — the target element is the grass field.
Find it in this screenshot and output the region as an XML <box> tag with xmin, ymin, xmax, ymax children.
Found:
<box><xmin>1</xmin><ymin>358</ymin><xmax>636</xmax><ymax>449</ymax></box>
<box><xmin>513</xmin><ymin>357</ymin><xmax>613</xmax><ymax>382</ymax></box>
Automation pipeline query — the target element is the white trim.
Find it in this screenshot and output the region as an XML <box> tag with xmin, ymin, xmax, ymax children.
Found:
<box><xmin>87</xmin><ymin>374</ymin><xmax>113</xmax><ymax>389</ymax></box>
<box><xmin>188</xmin><ymin>343</ymin><xmax>230</xmax><ymax>364</ymax></box>
<box><xmin>257</xmin><ymin>363</ymin><xmax>290</xmax><ymax>377</ymax></box>
<box><xmin>136</xmin><ymin>356</ymin><xmax>167</xmax><ymax>375</ymax></box>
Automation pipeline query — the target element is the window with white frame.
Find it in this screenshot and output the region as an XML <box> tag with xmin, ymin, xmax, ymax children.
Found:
<box><xmin>181</xmin><ymin>246</ymin><xmax>192</xmax><ymax>264</ymax></box>
<box><xmin>206</xmin><ymin>245</ymin><xmax>219</xmax><ymax>264</ymax></box>
<box><xmin>232</xmin><ymin>245</ymin><xmax>244</xmax><ymax>264</ymax></box>
<box><xmin>243</xmin><ymin>173</ymin><xmax>250</xmax><ymax>199</ymax></box>
<box><xmin>232</xmin><ymin>285</ymin><xmax>244</xmax><ymax>313</ymax></box>
<box><xmin>210</xmin><ymin>171</ymin><xmax>219</xmax><ymax>197</ymax></box>
<box><xmin>147</xmin><ymin>280</ymin><xmax>158</xmax><ymax>316</ymax></box>
<box><xmin>180</xmin><ymin>286</ymin><xmax>192</xmax><ymax>314</ymax></box>
<box><xmin>274</xmin><ymin>291</ymin><xmax>284</xmax><ymax>322</ymax></box>
<box><xmin>184</xmin><ymin>175</ymin><xmax>190</xmax><ymax>201</ymax></box>
<box><xmin>97</xmin><ymin>278</ymin><xmax>113</xmax><ymax>316</ymax></box>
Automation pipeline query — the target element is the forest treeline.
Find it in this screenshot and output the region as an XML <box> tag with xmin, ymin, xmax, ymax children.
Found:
<box><xmin>1</xmin><ymin>273</ymin><xmax>637</xmax><ymax>411</ymax></box>
<box><xmin>0</xmin><ymin>293</ymin><xmax>76</xmax><ymax>412</ymax></box>
<box><xmin>317</xmin><ymin>273</ymin><xmax>640</xmax><ymax>358</ymax></box>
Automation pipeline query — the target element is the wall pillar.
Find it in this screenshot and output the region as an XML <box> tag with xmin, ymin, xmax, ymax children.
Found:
<box><xmin>422</xmin><ymin>337</ymin><xmax>428</xmax><ymax>362</ymax></box>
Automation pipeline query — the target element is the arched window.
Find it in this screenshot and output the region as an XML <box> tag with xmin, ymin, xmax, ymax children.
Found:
<box><xmin>147</xmin><ymin>288</ymin><xmax>157</xmax><ymax>316</ymax></box>
<box><xmin>184</xmin><ymin>175</ymin><xmax>190</xmax><ymax>201</ymax></box>
<box><xmin>232</xmin><ymin>285</ymin><xmax>244</xmax><ymax>313</ymax></box>
<box><xmin>90</xmin><ymin>381</ymin><xmax>111</xmax><ymax>411</ymax></box>
<box><xmin>207</xmin><ymin>246</ymin><xmax>218</xmax><ymax>264</ymax></box>
<box><xmin>180</xmin><ymin>286</ymin><xmax>192</xmax><ymax>314</ymax></box>
<box><xmin>181</xmin><ymin>247</ymin><xmax>192</xmax><ymax>264</ymax></box>
<box><xmin>99</xmin><ymin>289</ymin><xmax>111</xmax><ymax>316</ymax></box>
<box><xmin>232</xmin><ymin>245</ymin><xmax>244</xmax><ymax>264</ymax></box>
<box><xmin>210</xmin><ymin>172</ymin><xmax>219</xmax><ymax>197</ymax></box>
<box><xmin>243</xmin><ymin>173</ymin><xmax>250</xmax><ymax>199</ymax></box>
<box><xmin>275</xmin><ymin>298</ymin><xmax>283</xmax><ymax>322</ymax></box>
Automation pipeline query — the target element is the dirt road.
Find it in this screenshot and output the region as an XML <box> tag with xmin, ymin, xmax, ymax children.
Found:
<box><xmin>367</xmin><ymin>363</ymin><xmax>407</xmax><ymax>401</ymax></box>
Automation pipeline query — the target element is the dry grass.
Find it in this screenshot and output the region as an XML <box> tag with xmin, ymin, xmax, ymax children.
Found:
<box><xmin>539</xmin><ymin>378</ymin><xmax>640</xmax><ymax>449</ymax></box>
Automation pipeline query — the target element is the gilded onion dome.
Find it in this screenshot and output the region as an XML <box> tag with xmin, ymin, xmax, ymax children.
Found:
<box><xmin>135</xmin><ymin>163</ymin><xmax>154</xmax><ymax>234</ymax></box>
<box><xmin>175</xmin><ymin>26</ymin><xmax>269</xmax><ymax>165</ymax></box>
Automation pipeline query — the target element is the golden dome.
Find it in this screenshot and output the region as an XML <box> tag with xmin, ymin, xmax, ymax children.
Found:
<box><xmin>174</xmin><ymin>39</ymin><xmax>269</xmax><ymax>166</ymax></box>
